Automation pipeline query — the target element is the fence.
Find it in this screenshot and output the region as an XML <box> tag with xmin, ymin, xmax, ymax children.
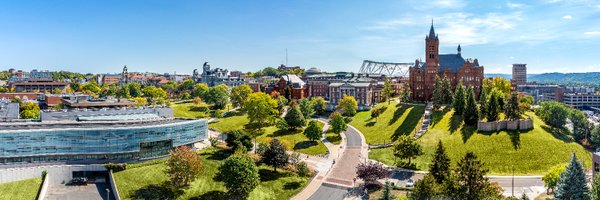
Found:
<box><xmin>477</xmin><ymin>118</ymin><xmax>533</xmax><ymax>132</ymax></box>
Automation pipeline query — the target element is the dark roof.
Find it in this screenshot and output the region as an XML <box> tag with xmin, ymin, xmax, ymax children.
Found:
<box><xmin>414</xmin><ymin>54</ymin><xmax>481</xmax><ymax>73</ymax></box>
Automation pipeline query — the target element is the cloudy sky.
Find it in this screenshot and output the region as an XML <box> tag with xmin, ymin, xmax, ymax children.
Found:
<box><xmin>0</xmin><ymin>0</ymin><xmax>599</xmax><ymax>74</ymax></box>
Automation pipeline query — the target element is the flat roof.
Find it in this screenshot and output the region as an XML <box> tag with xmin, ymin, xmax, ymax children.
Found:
<box><xmin>0</xmin><ymin>118</ymin><xmax>206</xmax><ymax>132</ymax></box>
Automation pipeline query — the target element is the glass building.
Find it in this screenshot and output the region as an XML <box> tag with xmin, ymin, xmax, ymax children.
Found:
<box><xmin>0</xmin><ymin>119</ymin><xmax>207</xmax><ymax>164</ymax></box>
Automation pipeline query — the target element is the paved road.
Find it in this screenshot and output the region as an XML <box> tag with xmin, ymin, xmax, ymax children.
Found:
<box><xmin>308</xmin><ymin>126</ymin><xmax>365</xmax><ymax>200</ymax></box>
<box><xmin>45</xmin><ymin>183</ymin><xmax>114</xmax><ymax>200</ymax></box>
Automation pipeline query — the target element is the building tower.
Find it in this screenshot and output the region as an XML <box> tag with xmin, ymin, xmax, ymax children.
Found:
<box><xmin>457</xmin><ymin>44</ymin><xmax>462</xmax><ymax>56</ymax></box>
<box><xmin>424</xmin><ymin>20</ymin><xmax>440</xmax><ymax>100</ymax></box>
<box><xmin>122</xmin><ymin>65</ymin><xmax>129</xmax><ymax>84</ymax></box>
<box><xmin>512</xmin><ymin>64</ymin><xmax>527</xmax><ymax>86</ymax></box>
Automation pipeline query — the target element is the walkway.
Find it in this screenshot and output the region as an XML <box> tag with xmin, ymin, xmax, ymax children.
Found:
<box><xmin>414</xmin><ymin>102</ymin><xmax>433</xmax><ymax>138</ymax></box>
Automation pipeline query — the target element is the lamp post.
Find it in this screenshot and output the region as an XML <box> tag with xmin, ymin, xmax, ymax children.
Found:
<box><xmin>512</xmin><ymin>165</ymin><xmax>514</xmax><ymax>197</ymax></box>
<box><xmin>106</xmin><ymin>188</ymin><xmax>110</xmax><ymax>200</ymax></box>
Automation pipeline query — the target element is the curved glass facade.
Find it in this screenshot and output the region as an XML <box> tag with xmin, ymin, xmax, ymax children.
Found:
<box><xmin>0</xmin><ymin>119</ymin><xmax>207</xmax><ymax>164</ymax></box>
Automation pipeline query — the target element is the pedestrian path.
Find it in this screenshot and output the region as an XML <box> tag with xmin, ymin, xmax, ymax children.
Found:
<box><xmin>414</xmin><ymin>102</ymin><xmax>433</xmax><ymax>138</ymax></box>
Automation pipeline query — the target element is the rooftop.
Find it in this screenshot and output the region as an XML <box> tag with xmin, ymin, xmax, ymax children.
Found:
<box><xmin>0</xmin><ymin>118</ymin><xmax>203</xmax><ymax>132</ymax></box>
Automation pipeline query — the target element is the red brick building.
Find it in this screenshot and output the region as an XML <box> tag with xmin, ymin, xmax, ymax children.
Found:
<box><xmin>409</xmin><ymin>23</ymin><xmax>484</xmax><ymax>101</ymax></box>
<box><xmin>268</xmin><ymin>74</ymin><xmax>307</xmax><ymax>101</ymax></box>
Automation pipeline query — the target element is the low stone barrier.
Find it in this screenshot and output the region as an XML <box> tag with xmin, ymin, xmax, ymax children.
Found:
<box><xmin>108</xmin><ymin>170</ymin><xmax>122</xmax><ymax>200</ymax></box>
<box><xmin>477</xmin><ymin>118</ymin><xmax>533</xmax><ymax>132</ymax></box>
<box><xmin>36</xmin><ymin>173</ymin><xmax>49</xmax><ymax>200</ymax></box>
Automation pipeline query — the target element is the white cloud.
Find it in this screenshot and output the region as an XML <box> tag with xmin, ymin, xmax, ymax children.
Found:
<box><xmin>562</xmin><ymin>15</ymin><xmax>572</xmax><ymax>20</ymax></box>
<box><xmin>434</xmin><ymin>12</ymin><xmax>522</xmax><ymax>45</ymax></box>
<box><xmin>506</xmin><ymin>2</ymin><xmax>524</xmax><ymax>9</ymax></box>
<box><xmin>509</xmin><ymin>56</ymin><xmax>515</xmax><ymax>59</ymax></box>
<box><xmin>584</xmin><ymin>31</ymin><xmax>600</xmax><ymax>36</ymax></box>
<box><xmin>363</xmin><ymin>19</ymin><xmax>415</xmax><ymax>30</ymax></box>
<box><xmin>431</xmin><ymin>0</ymin><xmax>466</xmax><ymax>8</ymax></box>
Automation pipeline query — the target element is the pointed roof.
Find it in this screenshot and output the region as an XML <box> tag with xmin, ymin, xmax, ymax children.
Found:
<box><xmin>457</xmin><ymin>44</ymin><xmax>462</xmax><ymax>52</ymax></box>
<box><xmin>428</xmin><ymin>20</ymin><xmax>436</xmax><ymax>39</ymax></box>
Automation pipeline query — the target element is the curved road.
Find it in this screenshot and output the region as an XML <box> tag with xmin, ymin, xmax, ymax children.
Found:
<box><xmin>308</xmin><ymin>126</ymin><xmax>364</xmax><ymax>200</ymax></box>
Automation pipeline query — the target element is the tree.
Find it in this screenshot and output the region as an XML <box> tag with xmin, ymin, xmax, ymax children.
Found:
<box><xmin>304</xmin><ymin>120</ymin><xmax>321</xmax><ymax>142</ymax></box>
<box><xmin>51</xmin><ymin>88</ymin><xmax>63</xmax><ymax>94</ymax></box>
<box><xmin>537</xmin><ymin>101</ymin><xmax>569</xmax><ymax>129</ymax></box>
<box><xmin>543</xmin><ymin>163</ymin><xmax>568</xmax><ymax>194</ymax></box>
<box><xmin>382</xmin><ymin>77</ymin><xmax>394</xmax><ymax>104</ymax></box>
<box><xmin>356</xmin><ymin>161</ymin><xmax>390</xmax><ymax>188</ymax></box>
<box><xmin>204</xmin><ymin>84</ymin><xmax>230</xmax><ymax>109</ymax></box>
<box><xmin>192</xmin><ymin>96</ymin><xmax>202</xmax><ymax>105</ymax></box>
<box><xmin>570</xmin><ymin>109</ymin><xmax>592</xmax><ymax>141</ymax></box>
<box><xmin>80</xmin><ymin>82</ymin><xmax>101</xmax><ymax>96</ymax></box>
<box><xmin>463</xmin><ymin>86</ymin><xmax>479</xmax><ymax>126</ymax></box>
<box><xmin>452</xmin><ymin>81</ymin><xmax>466</xmax><ymax>116</ymax></box>
<box><xmin>161</xmin><ymin>81</ymin><xmax>179</xmax><ymax>97</ymax></box>
<box><xmin>192</xmin><ymin>83</ymin><xmax>209</xmax><ymax>98</ymax></box>
<box><xmin>165</xmin><ymin>146</ymin><xmax>202</xmax><ymax>189</ymax></box>
<box><xmin>380</xmin><ymin>180</ymin><xmax>396</xmax><ymax>200</ymax></box>
<box><xmin>487</xmin><ymin>91</ymin><xmax>500</xmax><ymax>121</ymax></box>
<box><xmin>261</xmin><ymin>138</ymin><xmax>289</xmax><ymax>171</ymax></box>
<box><xmin>441</xmin><ymin>77</ymin><xmax>453</xmax><ymax>104</ymax></box>
<box><xmin>179</xmin><ymin>79</ymin><xmax>195</xmax><ymax>91</ymax></box>
<box><xmin>311</xmin><ymin>97</ymin><xmax>327</xmax><ymax>116</ymax></box>
<box><xmin>478</xmin><ymin>86</ymin><xmax>488</xmax><ymax>119</ymax></box>
<box><xmin>554</xmin><ymin>154</ymin><xmax>589</xmax><ymax>200</ymax></box>
<box><xmin>225</xmin><ymin>130</ymin><xmax>253</xmax><ymax>151</ymax></box>
<box><xmin>393</xmin><ymin>135</ymin><xmax>423</xmax><ymax>165</ymax></box>
<box><xmin>400</xmin><ymin>82</ymin><xmax>411</xmax><ymax>103</ymax></box>
<box><xmin>130</xmin><ymin>97</ymin><xmax>147</xmax><ymax>107</ymax></box>
<box><xmin>371</xmin><ymin>107</ymin><xmax>382</xmax><ymax>121</ymax></box>
<box><xmin>336</xmin><ymin>95</ymin><xmax>358</xmax><ymax>117</ymax></box>
<box><xmin>432</xmin><ymin>76</ymin><xmax>443</xmax><ymax>107</ymax></box>
<box><xmin>284</xmin><ymin>102</ymin><xmax>306</xmax><ymax>130</ymax></box>
<box><xmin>142</xmin><ymin>86</ymin><xmax>167</xmax><ymax>105</ymax></box>
<box><xmin>505</xmin><ymin>92</ymin><xmax>522</xmax><ymax>120</ymax></box>
<box><xmin>410</xmin><ymin>174</ymin><xmax>439</xmax><ymax>200</ymax></box>
<box><xmin>299</xmin><ymin>98</ymin><xmax>315</xmax><ymax>119</ymax></box>
<box><xmin>430</xmin><ymin>140</ymin><xmax>451</xmax><ymax>184</ymax></box>
<box><xmin>20</xmin><ymin>102</ymin><xmax>40</xmax><ymax>119</ymax></box>
<box><xmin>455</xmin><ymin>152</ymin><xmax>493</xmax><ymax>199</ymax></box>
<box><xmin>127</xmin><ymin>83</ymin><xmax>143</xmax><ymax>97</ymax></box>
<box><xmin>592</xmin><ymin>125</ymin><xmax>600</xmax><ymax>149</ymax></box>
<box><xmin>591</xmin><ymin>172</ymin><xmax>600</xmax><ymax>200</ymax></box>
<box><xmin>329</xmin><ymin>111</ymin><xmax>347</xmax><ymax>134</ymax></box>
<box><xmin>243</xmin><ymin>92</ymin><xmax>278</xmax><ymax>128</ymax></box>
<box><xmin>230</xmin><ymin>84</ymin><xmax>253</xmax><ymax>109</ymax></box>
<box><xmin>217</xmin><ymin>154</ymin><xmax>260</xmax><ymax>199</ymax></box>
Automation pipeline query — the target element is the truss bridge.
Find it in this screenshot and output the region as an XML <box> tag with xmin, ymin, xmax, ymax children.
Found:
<box><xmin>359</xmin><ymin>60</ymin><xmax>413</xmax><ymax>77</ymax></box>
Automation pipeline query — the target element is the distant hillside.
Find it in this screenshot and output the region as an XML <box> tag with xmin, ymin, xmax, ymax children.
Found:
<box><xmin>528</xmin><ymin>72</ymin><xmax>600</xmax><ymax>84</ymax></box>
<box><xmin>485</xmin><ymin>73</ymin><xmax>511</xmax><ymax>79</ymax></box>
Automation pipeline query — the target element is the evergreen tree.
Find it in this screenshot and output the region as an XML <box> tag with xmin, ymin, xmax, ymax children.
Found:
<box><xmin>432</xmin><ymin>76</ymin><xmax>443</xmax><ymax>107</ymax></box>
<box><xmin>463</xmin><ymin>86</ymin><xmax>480</xmax><ymax>126</ymax></box>
<box><xmin>487</xmin><ymin>92</ymin><xmax>499</xmax><ymax>121</ymax></box>
<box><xmin>303</xmin><ymin>120</ymin><xmax>322</xmax><ymax>142</ymax></box>
<box><xmin>401</xmin><ymin>82</ymin><xmax>411</xmax><ymax>103</ymax></box>
<box><xmin>430</xmin><ymin>140</ymin><xmax>451</xmax><ymax>184</ymax></box>
<box><xmin>260</xmin><ymin>138</ymin><xmax>289</xmax><ymax>172</ymax></box>
<box><xmin>382</xmin><ymin>77</ymin><xmax>394</xmax><ymax>104</ymax></box>
<box><xmin>452</xmin><ymin>81</ymin><xmax>466</xmax><ymax>115</ymax></box>
<box><xmin>554</xmin><ymin>153</ymin><xmax>589</xmax><ymax>200</ymax></box>
<box><xmin>284</xmin><ymin>102</ymin><xmax>306</xmax><ymax>130</ymax></box>
<box><xmin>478</xmin><ymin>87</ymin><xmax>488</xmax><ymax>119</ymax></box>
<box><xmin>442</xmin><ymin>76</ymin><xmax>454</xmax><ymax>104</ymax></box>
<box><xmin>592</xmin><ymin>172</ymin><xmax>600</xmax><ymax>200</ymax></box>
<box><xmin>410</xmin><ymin>174</ymin><xmax>438</xmax><ymax>200</ymax></box>
<box><xmin>455</xmin><ymin>152</ymin><xmax>493</xmax><ymax>199</ymax></box>
<box><xmin>505</xmin><ymin>92</ymin><xmax>522</xmax><ymax>120</ymax></box>
<box><xmin>380</xmin><ymin>180</ymin><xmax>397</xmax><ymax>200</ymax></box>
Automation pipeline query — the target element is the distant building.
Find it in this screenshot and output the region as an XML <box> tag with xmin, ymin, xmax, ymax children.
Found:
<box><xmin>328</xmin><ymin>75</ymin><xmax>384</xmax><ymax>110</ymax></box>
<box><xmin>230</xmin><ymin>71</ymin><xmax>244</xmax><ymax>78</ymax></box>
<box><xmin>512</xmin><ymin>64</ymin><xmax>527</xmax><ymax>86</ymax></box>
<box><xmin>563</xmin><ymin>93</ymin><xmax>600</xmax><ymax>109</ymax></box>
<box><xmin>8</xmin><ymin>69</ymin><xmax>68</xmax><ymax>93</ymax></box>
<box><xmin>409</xmin><ymin>22</ymin><xmax>484</xmax><ymax>101</ymax></box>
<box><xmin>61</xmin><ymin>95</ymin><xmax>136</xmax><ymax>109</ymax></box>
<box><xmin>0</xmin><ymin>99</ymin><xmax>20</xmax><ymax>121</ymax></box>
<box><xmin>193</xmin><ymin>62</ymin><xmax>246</xmax><ymax>87</ymax></box>
<box><xmin>96</xmin><ymin>74</ymin><xmax>121</xmax><ymax>86</ymax></box>
<box><xmin>268</xmin><ymin>74</ymin><xmax>307</xmax><ymax>100</ymax></box>
<box><xmin>517</xmin><ymin>84</ymin><xmax>565</xmax><ymax>102</ymax></box>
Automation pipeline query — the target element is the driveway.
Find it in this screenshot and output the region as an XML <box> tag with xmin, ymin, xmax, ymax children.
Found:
<box><xmin>45</xmin><ymin>183</ymin><xmax>114</xmax><ymax>200</ymax></box>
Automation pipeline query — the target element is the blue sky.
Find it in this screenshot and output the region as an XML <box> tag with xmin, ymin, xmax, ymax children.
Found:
<box><xmin>0</xmin><ymin>0</ymin><xmax>599</xmax><ymax>74</ymax></box>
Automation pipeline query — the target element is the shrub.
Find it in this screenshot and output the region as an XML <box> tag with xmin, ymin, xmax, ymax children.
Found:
<box><xmin>209</xmin><ymin>137</ymin><xmax>220</xmax><ymax>147</ymax></box>
<box><xmin>212</xmin><ymin>109</ymin><xmax>224</xmax><ymax>118</ymax></box>
<box><xmin>296</xmin><ymin>162</ymin><xmax>312</xmax><ymax>177</ymax></box>
<box><xmin>104</xmin><ymin>163</ymin><xmax>127</xmax><ymax>172</ymax></box>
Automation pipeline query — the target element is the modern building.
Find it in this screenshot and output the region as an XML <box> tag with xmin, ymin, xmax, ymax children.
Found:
<box><xmin>517</xmin><ymin>84</ymin><xmax>565</xmax><ymax>102</ymax></box>
<box><xmin>563</xmin><ymin>93</ymin><xmax>600</xmax><ymax>109</ymax></box>
<box><xmin>193</xmin><ymin>62</ymin><xmax>246</xmax><ymax>87</ymax></box>
<box><xmin>409</xmin><ymin>22</ymin><xmax>484</xmax><ymax>101</ymax></box>
<box><xmin>512</xmin><ymin>64</ymin><xmax>527</xmax><ymax>86</ymax></box>
<box><xmin>61</xmin><ymin>95</ymin><xmax>137</xmax><ymax>109</ymax></box>
<box><xmin>0</xmin><ymin>100</ymin><xmax>19</xmax><ymax>121</ymax></box>
<box><xmin>8</xmin><ymin>69</ymin><xmax>68</xmax><ymax>93</ymax></box>
<box><xmin>0</xmin><ymin>118</ymin><xmax>207</xmax><ymax>164</ymax></box>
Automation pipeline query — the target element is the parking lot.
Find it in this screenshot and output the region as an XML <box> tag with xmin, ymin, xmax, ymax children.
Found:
<box><xmin>45</xmin><ymin>182</ymin><xmax>114</xmax><ymax>200</ymax></box>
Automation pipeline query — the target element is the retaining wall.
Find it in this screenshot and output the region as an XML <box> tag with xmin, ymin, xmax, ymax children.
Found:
<box><xmin>477</xmin><ymin>118</ymin><xmax>533</xmax><ymax>132</ymax></box>
<box><xmin>36</xmin><ymin>174</ymin><xmax>49</xmax><ymax>200</ymax></box>
<box><xmin>108</xmin><ymin>170</ymin><xmax>121</xmax><ymax>200</ymax></box>
<box><xmin>0</xmin><ymin>164</ymin><xmax>106</xmax><ymax>184</ymax></box>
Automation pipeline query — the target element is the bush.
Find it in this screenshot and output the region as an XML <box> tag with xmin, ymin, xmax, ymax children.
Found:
<box><xmin>209</xmin><ymin>137</ymin><xmax>220</xmax><ymax>147</ymax></box>
<box><xmin>104</xmin><ymin>163</ymin><xmax>127</xmax><ymax>172</ymax></box>
<box><xmin>344</xmin><ymin>117</ymin><xmax>353</xmax><ymax>123</ymax></box>
<box><xmin>296</xmin><ymin>162</ymin><xmax>312</xmax><ymax>177</ymax></box>
<box><xmin>212</xmin><ymin>109</ymin><xmax>225</xmax><ymax>118</ymax></box>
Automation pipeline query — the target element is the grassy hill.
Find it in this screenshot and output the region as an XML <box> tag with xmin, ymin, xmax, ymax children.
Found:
<box><xmin>171</xmin><ymin>103</ymin><xmax>210</xmax><ymax>119</ymax></box>
<box><xmin>350</xmin><ymin>101</ymin><xmax>425</xmax><ymax>144</ymax></box>
<box><xmin>114</xmin><ymin>147</ymin><xmax>308</xmax><ymax>200</ymax></box>
<box><xmin>0</xmin><ymin>177</ymin><xmax>42</xmax><ymax>200</ymax></box>
<box><xmin>369</xmin><ymin>109</ymin><xmax>592</xmax><ymax>175</ymax></box>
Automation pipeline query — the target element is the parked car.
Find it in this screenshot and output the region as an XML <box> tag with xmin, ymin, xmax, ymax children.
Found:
<box><xmin>405</xmin><ymin>178</ymin><xmax>414</xmax><ymax>187</ymax></box>
<box><xmin>71</xmin><ymin>177</ymin><xmax>88</xmax><ymax>185</ymax></box>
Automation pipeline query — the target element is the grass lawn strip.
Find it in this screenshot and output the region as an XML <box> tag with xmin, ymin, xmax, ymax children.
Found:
<box><xmin>0</xmin><ymin>177</ymin><xmax>42</xmax><ymax>200</ymax></box>
<box><xmin>171</xmin><ymin>103</ymin><xmax>210</xmax><ymax>119</ymax></box>
<box><xmin>350</xmin><ymin>101</ymin><xmax>425</xmax><ymax>144</ymax></box>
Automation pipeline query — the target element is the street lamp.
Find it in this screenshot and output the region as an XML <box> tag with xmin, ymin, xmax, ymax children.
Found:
<box><xmin>106</xmin><ymin>188</ymin><xmax>110</xmax><ymax>200</ymax></box>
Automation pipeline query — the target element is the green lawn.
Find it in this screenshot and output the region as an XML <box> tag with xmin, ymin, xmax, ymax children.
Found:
<box><xmin>324</xmin><ymin>129</ymin><xmax>342</xmax><ymax>145</ymax></box>
<box><xmin>171</xmin><ymin>103</ymin><xmax>210</xmax><ymax>119</ymax></box>
<box><xmin>114</xmin><ymin>147</ymin><xmax>309</xmax><ymax>200</ymax></box>
<box><xmin>208</xmin><ymin>114</ymin><xmax>249</xmax><ymax>132</ymax></box>
<box><xmin>350</xmin><ymin>102</ymin><xmax>425</xmax><ymax>144</ymax></box>
<box><xmin>0</xmin><ymin>177</ymin><xmax>42</xmax><ymax>200</ymax></box>
<box><xmin>370</xmin><ymin>109</ymin><xmax>592</xmax><ymax>175</ymax></box>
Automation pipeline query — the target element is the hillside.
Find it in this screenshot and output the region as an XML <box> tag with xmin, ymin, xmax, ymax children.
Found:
<box><xmin>350</xmin><ymin>101</ymin><xmax>425</xmax><ymax>144</ymax></box>
<box><xmin>529</xmin><ymin>72</ymin><xmax>600</xmax><ymax>84</ymax></box>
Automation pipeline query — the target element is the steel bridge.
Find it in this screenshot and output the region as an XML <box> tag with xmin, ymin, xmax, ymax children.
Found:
<box><xmin>358</xmin><ymin>60</ymin><xmax>413</xmax><ymax>77</ymax></box>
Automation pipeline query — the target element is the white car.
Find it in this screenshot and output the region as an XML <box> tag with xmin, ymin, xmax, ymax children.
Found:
<box><xmin>405</xmin><ymin>178</ymin><xmax>414</xmax><ymax>187</ymax></box>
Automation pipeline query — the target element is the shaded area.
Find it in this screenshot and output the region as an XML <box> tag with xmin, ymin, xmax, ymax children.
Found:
<box><xmin>294</xmin><ymin>141</ymin><xmax>319</xmax><ymax>151</ymax></box>
<box><xmin>388</xmin><ymin>105</ymin><xmax>409</xmax><ymax>125</ymax></box>
<box><xmin>259</xmin><ymin>169</ymin><xmax>293</xmax><ymax>181</ymax></box>
<box><xmin>365</xmin><ymin>121</ymin><xmax>376</xmax><ymax>127</ymax></box>
<box><xmin>131</xmin><ymin>181</ymin><xmax>183</xmax><ymax>200</ymax></box>
<box><xmin>190</xmin><ymin>190</ymin><xmax>227</xmax><ymax>200</ymax></box>
<box><xmin>430</xmin><ymin>108</ymin><xmax>450</xmax><ymax>127</ymax></box>
<box><xmin>448</xmin><ymin>114</ymin><xmax>463</xmax><ymax>133</ymax></box>
<box><xmin>391</xmin><ymin>106</ymin><xmax>425</xmax><ymax>141</ymax></box>
<box><xmin>284</xmin><ymin>181</ymin><xmax>303</xmax><ymax>190</ymax></box>
<box><xmin>542</xmin><ymin>125</ymin><xmax>574</xmax><ymax>143</ymax></box>
<box><xmin>460</xmin><ymin>125</ymin><xmax>477</xmax><ymax>143</ymax></box>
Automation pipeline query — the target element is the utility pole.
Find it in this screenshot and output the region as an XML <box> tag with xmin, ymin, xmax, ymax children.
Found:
<box><xmin>285</xmin><ymin>48</ymin><xmax>288</xmax><ymax>67</ymax></box>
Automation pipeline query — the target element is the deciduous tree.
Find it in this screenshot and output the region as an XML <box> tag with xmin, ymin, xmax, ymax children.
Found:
<box><xmin>311</xmin><ymin>97</ymin><xmax>327</xmax><ymax>116</ymax></box>
<box><xmin>356</xmin><ymin>161</ymin><xmax>390</xmax><ymax>188</ymax></box>
<box><xmin>299</xmin><ymin>98</ymin><xmax>315</xmax><ymax>119</ymax></box>
<box><xmin>225</xmin><ymin>130</ymin><xmax>253</xmax><ymax>151</ymax></box>
<box><xmin>336</xmin><ymin>95</ymin><xmax>358</xmax><ymax>117</ymax></box>
<box><xmin>217</xmin><ymin>154</ymin><xmax>259</xmax><ymax>199</ymax></box>
<box><xmin>393</xmin><ymin>135</ymin><xmax>423</xmax><ymax>165</ymax></box>
<box><xmin>204</xmin><ymin>84</ymin><xmax>229</xmax><ymax>109</ymax></box>
<box><xmin>537</xmin><ymin>101</ymin><xmax>569</xmax><ymax>129</ymax></box>
<box><xmin>261</xmin><ymin>138</ymin><xmax>289</xmax><ymax>171</ymax></box>
<box><xmin>230</xmin><ymin>84</ymin><xmax>253</xmax><ymax>109</ymax></box>
<box><xmin>329</xmin><ymin>111</ymin><xmax>347</xmax><ymax>134</ymax></box>
<box><xmin>284</xmin><ymin>102</ymin><xmax>306</xmax><ymax>130</ymax></box>
<box><xmin>243</xmin><ymin>92</ymin><xmax>279</xmax><ymax>128</ymax></box>
<box><xmin>303</xmin><ymin>120</ymin><xmax>322</xmax><ymax>142</ymax></box>
<box><xmin>165</xmin><ymin>146</ymin><xmax>202</xmax><ymax>189</ymax></box>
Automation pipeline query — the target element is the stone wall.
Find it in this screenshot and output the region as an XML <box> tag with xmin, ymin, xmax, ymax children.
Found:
<box><xmin>477</xmin><ymin>118</ymin><xmax>533</xmax><ymax>132</ymax></box>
